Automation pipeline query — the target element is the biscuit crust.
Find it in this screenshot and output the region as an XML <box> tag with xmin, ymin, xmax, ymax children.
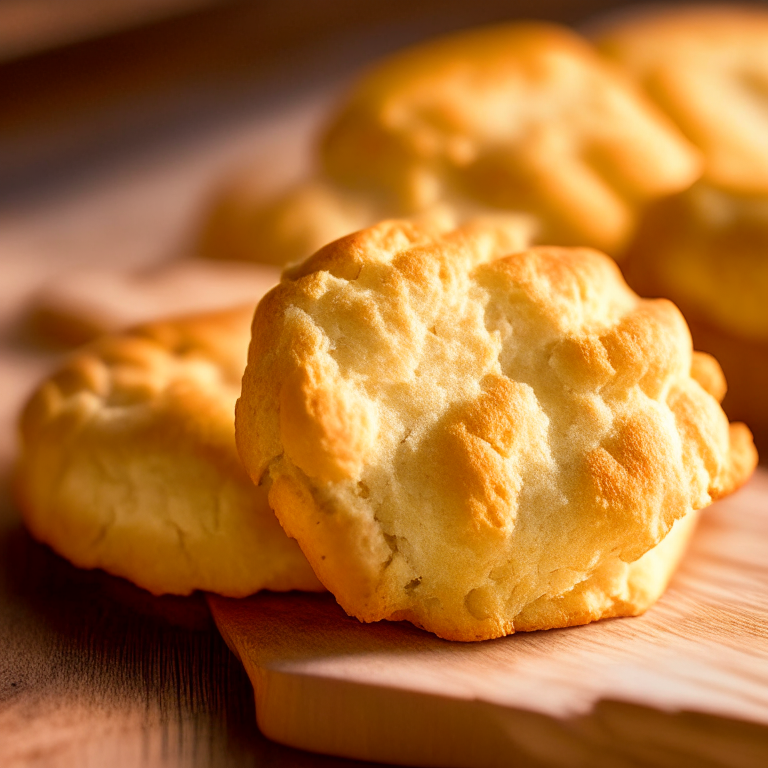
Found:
<box><xmin>16</xmin><ymin>307</ymin><xmax>323</xmax><ymax>597</ymax></box>
<box><xmin>236</xmin><ymin>219</ymin><xmax>756</xmax><ymax>641</ymax></box>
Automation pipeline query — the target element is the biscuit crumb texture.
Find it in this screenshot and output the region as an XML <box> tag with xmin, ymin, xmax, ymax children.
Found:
<box><xmin>17</xmin><ymin>307</ymin><xmax>323</xmax><ymax>597</ymax></box>
<box><xmin>237</xmin><ymin>219</ymin><xmax>756</xmax><ymax>640</ymax></box>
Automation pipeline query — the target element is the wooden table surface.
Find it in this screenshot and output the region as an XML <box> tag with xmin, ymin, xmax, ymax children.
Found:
<box><xmin>209</xmin><ymin>476</ymin><xmax>768</xmax><ymax>768</ymax></box>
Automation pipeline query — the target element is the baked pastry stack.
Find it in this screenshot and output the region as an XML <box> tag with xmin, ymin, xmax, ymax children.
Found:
<box><xmin>15</xmin><ymin>16</ymin><xmax>760</xmax><ymax>642</ymax></box>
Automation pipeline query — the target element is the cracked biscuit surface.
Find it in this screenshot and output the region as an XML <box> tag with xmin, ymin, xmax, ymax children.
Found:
<box><xmin>236</xmin><ymin>218</ymin><xmax>756</xmax><ymax>641</ymax></box>
<box><xmin>16</xmin><ymin>307</ymin><xmax>323</xmax><ymax>596</ymax></box>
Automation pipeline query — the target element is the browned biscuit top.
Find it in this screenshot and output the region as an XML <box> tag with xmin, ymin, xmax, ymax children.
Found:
<box><xmin>596</xmin><ymin>5</ymin><xmax>768</xmax><ymax>193</ymax></box>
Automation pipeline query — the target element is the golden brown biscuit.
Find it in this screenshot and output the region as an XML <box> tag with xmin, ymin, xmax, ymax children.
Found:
<box><xmin>512</xmin><ymin>508</ymin><xmax>700</xmax><ymax>632</ymax></box>
<box><xmin>16</xmin><ymin>307</ymin><xmax>323</xmax><ymax>597</ymax></box>
<box><xmin>622</xmin><ymin>186</ymin><xmax>768</xmax><ymax>342</ymax></box>
<box><xmin>596</xmin><ymin>5</ymin><xmax>768</xmax><ymax>448</ymax></box>
<box><xmin>623</xmin><ymin>216</ymin><xmax>768</xmax><ymax>453</ymax></box>
<box><xmin>321</xmin><ymin>22</ymin><xmax>701</xmax><ymax>256</ymax></box>
<box><xmin>236</xmin><ymin>218</ymin><xmax>756</xmax><ymax>641</ymax></box>
<box><xmin>596</xmin><ymin>5</ymin><xmax>768</xmax><ymax>193</ymax></box>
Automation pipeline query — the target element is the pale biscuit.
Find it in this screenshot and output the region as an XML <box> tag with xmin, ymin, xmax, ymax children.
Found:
<box><xmin>320</xmin><ymin>22</ymin><xmax>701</xmax><ymax>256</ymax></box>
<box><xmin>16</xmin><ymin>307</ymin><xmax>323</xmax><ymax>597</ymax></box>
<box><xmin>236</xmin><ymin>218</ymin><xmax>756</xmax><ymax>641</ymax></box>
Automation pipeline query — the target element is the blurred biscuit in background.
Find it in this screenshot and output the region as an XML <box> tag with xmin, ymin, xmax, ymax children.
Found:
<box><xmin>596</xmin><ymin>5</ymin><xmax>768</xmax><ymax>193</ymax></box>
<box><xmin>199</xmin><ymin>177</ymin><xmax>383</xmax><ymax>268</ymax></box>
<box><xmin>198</xmin><ymin>22</ymin><xmax>701</xmax><ymax>267</ymax></box>
<box><xmin>596</xmin><ymin>5</ymin><xmax>768</xmax><ymax>448</ymax></box>
<box><xmin>16</xmin><ymin>306</ymin><xmax>323</xmax><ymax>597</ymax></box>
<box><xmin>322</xmin><ymin>22</ymin><xmax>700</xmax><ymax>256</ymax></box>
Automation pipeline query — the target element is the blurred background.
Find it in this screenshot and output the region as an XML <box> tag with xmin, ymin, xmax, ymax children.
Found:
<box><xmin>1</xmin><ymin>6</ymin><xmax>766</xmax><ymax>766</ymax></box>
<box><xmin>2</xmin><ymin>0</ymin><xmax>652</xmax><ymax>297</ymax></box>
<box><xmin>0</xmin><ymin>0</ymin><xmax>680</xmax><ymax>205</ymax></box>
<box><xmin>0</xmin><ymin>0</ymin><xmax>654</xmax><ymax>385</ymax></box>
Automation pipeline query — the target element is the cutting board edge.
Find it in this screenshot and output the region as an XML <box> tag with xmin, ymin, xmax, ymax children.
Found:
<box><xmin>209</xmin><ymin>633</ymin><xmax>768</xmax><ymax>768</ymax></box>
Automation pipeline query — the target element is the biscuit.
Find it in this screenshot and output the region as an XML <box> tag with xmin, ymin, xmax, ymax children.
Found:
<box><xmin>236</xmin><ymin>218</ymin><xmax>756</xmax><ymax>641</ymax></box>
<box><xmin>320</xmin><ymin>22</ymin><xmax>701</xmax><ymax>256</ymax></box>
<box><xmin>596</xmin><ymin>5</ymin><xmax>768</xmax><ymax>193</ymax></box>
<box><xmin>596</xmin><ymin>6</ymin><xmax>768</xmax><ymax>447</ymax></box>
<box><xmin>622</xmin><ymin>186</ymin><xmax>768</xmax><ymax>343</ymax></box>
<box><xmin>16</xmin><ymin>307</ymin><xmax>323</xmax><ymax>596</ymax></box>
<box><xmin>624</xmin><ymin>192</ymin><xmax>768</xmax><ymax>450</ymax></box>
<box><xmin>679</xmin><ymin>319</ymin><xmax>768</xmax><ymax>455</ymax></box>
<box><xmin>199</xmin><ymin>178</ymin><xmax>382</xmax><ymax>267</ymax></box>
<box><xmin>199</xmin><ymin>22</ymin><xmax>699</xmax><ymax>267</ymax></box>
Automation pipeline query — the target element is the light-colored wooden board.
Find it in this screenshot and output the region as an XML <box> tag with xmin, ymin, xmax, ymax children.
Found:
<box><xmin>209</xmin><ymin>470</ymin><xmax>768</xmax><ymax>768</ymax></box>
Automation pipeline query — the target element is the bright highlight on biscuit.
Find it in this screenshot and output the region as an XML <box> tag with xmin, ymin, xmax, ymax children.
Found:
<box><xmin>236</xmin><ymin>217</ymin><xmax>756</xmax><ymax>641</ymax></box>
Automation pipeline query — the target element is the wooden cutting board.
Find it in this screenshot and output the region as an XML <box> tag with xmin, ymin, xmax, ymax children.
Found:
<box><xmin>209</xmin><ymin>469</ymin><xmax>768</xmax><ymax>768</ymax></box>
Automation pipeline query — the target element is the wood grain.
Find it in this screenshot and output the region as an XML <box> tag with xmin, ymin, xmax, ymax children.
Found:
<box><xmin>2</xmin><ymin>3</ymin><xmax>766</xmax><ymax>764</ymax></box>
<box><xmin>210</xmin><ymin>471</ymin><xmax>768</xmax><ymax>768</ymax></box>
<box><xmin>0</xmin><ymin>32</ymin><xmax>380</xmax><ymax>764</ymax></box>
